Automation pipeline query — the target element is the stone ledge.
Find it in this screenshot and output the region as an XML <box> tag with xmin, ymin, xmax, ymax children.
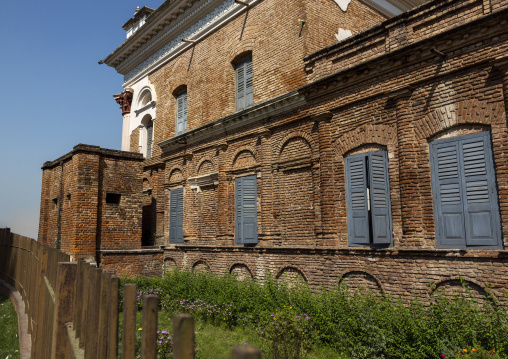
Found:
<box><xmin>42</xmin><ymin>143</ymin><xmax>144</xmax><ymax>169</ymax></box>
<box><xmin>100</xmin><ymin>248</ymin><xmax>164</xmax><ymax>255</ymax></box>
<box><xmin>162</xmin><ymin>245</ymin><xmax>508</xmax><ymax>259</ymax></box>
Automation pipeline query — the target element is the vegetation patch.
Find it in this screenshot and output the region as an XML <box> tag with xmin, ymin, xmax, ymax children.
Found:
<box><xmin>122</xmin><ymin>271</ymin><xmax>508</xmax><ymax>359</ymax></box>
<box><xmin>0</xmin><ymin>292</ymin><xmax>20</xmax><ymax>359</ymax></box>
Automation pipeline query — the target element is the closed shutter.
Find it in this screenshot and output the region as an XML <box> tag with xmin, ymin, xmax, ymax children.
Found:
<box><xmin>368</xmin><ymin>151</ymin><xmax>392</xmax><ymax>244</ymax></box>
<box><xmin>244</xmin><ymin>58</ymin><xmax>253</xmax><ymax>108</ymax></box>
<box><xmin>430</xmin><ymin>131</ymin><xmax>501</xmax><ymax>248</ymax></box>
<box><xmin>236</xmin><ymin>63</ymin><xmax>245</xmax><ymax>111</ymax></box>
<box><xmin>236</xmin><ymin>56</ymin><xmax>252</xmax><ymax>111</ymax></box>
<box><xmin>176</xmin><ymin>91</ymin><xmax>187</xmax><ymax>134</ymax></box>
<box><xmin>169</xmin><ymin>188</ymin><xmax>184</xmax><ymax>244</ymax></box>
<box><xmin>235</xmin><ymin>175</ymin><xmax>258</xmax><ymax>245</ymax></box>
<box><xmin>345</xmin><ymin>154</ymin><xmax>370</xmax><ymax>244</ymax></box>
<box><xmin>146</xmin><ymin>124</ymin><xmax>153</xmax><ymax>159</ymax></box>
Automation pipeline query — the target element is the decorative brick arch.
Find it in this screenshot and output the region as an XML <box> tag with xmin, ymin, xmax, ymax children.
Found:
<box><xmin>163</xmin><ymin>257</ymin><xmax>177</xmax><ymax>274</ymax></box>
<box><xmin>196</xmin><ymin>157</ymin><xmax>216</xmax><ymax>176</ymax></box>
<box><xmin>227</xmin><ymin>46</ymin><xmax>255</xmax><ymax>65</ymax></box>
<box><xmin>230</xmin><ymin>145</ymin><xmax>257</xmax><ymax>164</ymax></box>
<box><xmin>335</xmin><ymin>124</ymin><xmax>396</xmax><ymax>156</ymax></box>
<box><xmin>229</xmin><ymin>263</ymin><xmax>254</xmax><ymax>280</ymax></box>
<box><xmin>278</xmin><ymin>131</ymin><xmax>314</xmax><ymax>158</ymax></box>
<box><xmin>167</xmin><ymin>166</ymin><xmax>185</xmax><ymax>183</ymax></box>
<box><xmin>414</xmin><ymin>100</ymin><xmax>505</xmax><ymax>140</ymax></box>
<box><xmin>338</xmin><ymin>269</ymin><xmax>385</xmax><ymax>294</ymax></box>
<box><xmin>429</xmin><ymin>276</ymin><xmax>493</xmax><ymax>302</ymax></box>
<box><xmin>232</xmin><ymin>146</ymin><xmax>258</xmax><ymax>169</ymax></box>
<box><xmin>191</xmin><ymin>259</ymin><xmax>211</xmax><ymax>272</ymax></box>
<box><xmin>275</xmin><ymin>266</ymin><xmax>308</xmax><ymax>283</ymax></box>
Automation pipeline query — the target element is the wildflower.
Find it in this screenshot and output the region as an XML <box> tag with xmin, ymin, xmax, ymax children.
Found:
<box><xmin>463</xmin><ymin>349</ymin><xmax>467</xmax><ymax>353</ymax></box>
<box><xmin>273</xmin><ymin>317</ymin><xmax>277</xmax><ymax>321</ymax></box>
<box><xmin>290</xmin><ymin>306</ymin><xmax>292</xmax><ymax>309</ymax></box>
<box><xmin>138</xmin><ymin>328</ymin><xmax>142</xmax><ymax>331</ymax></box>
<box><xmin>441</xmin><ymin>355</ymin><xmax>446</xmax><ymax>358</ymax></box>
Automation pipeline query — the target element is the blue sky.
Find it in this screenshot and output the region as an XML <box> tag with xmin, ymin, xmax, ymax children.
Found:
<box><xmin>0</xmin><ymin>1</ymin><xmax>164</xmax><ymax>238</ymax></box>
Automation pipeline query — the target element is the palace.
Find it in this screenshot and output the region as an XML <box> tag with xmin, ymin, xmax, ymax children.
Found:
<box><xmin>39</xmin><ymin>0</ymin><xmax>508</xmax><ymax>301</ymax></box>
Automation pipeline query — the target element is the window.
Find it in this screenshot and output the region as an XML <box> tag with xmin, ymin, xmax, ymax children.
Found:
<box><xmin>235</xmin><ymin>175</ymin><xmax>258</xmax><ymax>245</ymax></box>
<box><xmin>146</xmin><ymin>122</ymin><xmax>153</xmax><ymax>158</ymax></box>
<box><xmin>169</xmin><ymin>188</ymin><xmax>184</xmax><ymax>244</ymax></box>
<box><xmin>106</xmin><ymin>193</ymin><xmax>121</xmax><ymax>205</ymax></box>
<box><xmin>430</xmin><ymin>131</ymin><xmax>502</xmax><ymax>249</ymax></box>
<box><xmin>345</xmin><ymin>150</ymin><xmax>392</xmax><ymax>246</ymax></box>
<box><xmin>235</xmin><ymin>56</ymin><xmax>253</xmax><ymax>111</ymax></box>
<box><xmin>176</xmin><ymin>91</ymin><xmax>187</xmax><ymax>135</ymax></box>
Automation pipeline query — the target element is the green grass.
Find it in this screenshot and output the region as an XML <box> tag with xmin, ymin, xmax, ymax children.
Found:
<box><xmin>121</xmin><ymin>270</ymin><xmax>508</xmax><ymax>359</ymax></box>
<box><xmin>0</xmin><ymin>292</ymin><xmax>20</xmax><ymax>359</ymax></box>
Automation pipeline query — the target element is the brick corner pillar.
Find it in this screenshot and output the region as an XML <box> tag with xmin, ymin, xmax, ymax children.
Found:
<box><xmin>113</xmin><ymin>90</ymin><xmax>133</xmax><ymax>152</ymax></box>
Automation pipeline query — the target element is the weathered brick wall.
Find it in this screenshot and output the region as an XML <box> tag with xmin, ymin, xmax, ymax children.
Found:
<box><xmin>100</xmin><ymin>249</ymin><xmax>163</xmax><ymax>278</ymax></box>
<box><xmin>163</xmin><ymin>246</ymin><xmax>508</xmax><ymax>303</ymax></box>
<box><xmin>39</xmin><ymin>145</ymin><xmax>144</xmax><ymax>260</ymax></box>
<box><xmin>145</xmin><ymin>0</ymin><xmax>385</xmax><ymax>159</ymax></box>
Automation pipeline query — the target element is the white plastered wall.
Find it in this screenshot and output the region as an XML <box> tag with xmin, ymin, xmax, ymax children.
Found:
<box><xmin>125</xmin><ymin>76</ymin><xmax>157</xmax><ymax>157</ymax></box>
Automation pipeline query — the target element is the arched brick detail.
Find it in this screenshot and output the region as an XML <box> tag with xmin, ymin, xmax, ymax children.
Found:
<box><xmin>192</xmin><ymin>259</ymin><xmax>211</xmax><ymax>272</ymax></box>
<box><xmin>335</xmin><ymin>124</ymin><xmax>396</xmax><ymax>156</ymax></box>
<box><xmin>339</xmin><ymin>270</ymin><xmax>384</xmax><ymax>294</ymax></box>
<box><xmin>163</xmin><ymin>257</ymin><xmax>177</xmax><ymax>274</ymax></box>
<box><xmin>232</xmin><ymin>149</ymin><xmax>257</xmax><ymax>169</ymax></box>
<box><xmin>227</xmin><ymin>45</ymin><xmax>255</xmax><ymax>64</ymax></box>
<box><xmin>275</xmin><ymin>266</ymin><xmax>308</xmax><ymax>283</ymax></box>
<box><xmin>429</xmin><ymin>277</ymin><xmax>493</xmax><ymax>302</ymax></box>
<box><xmin>229</xmin><ymin>263</ymin><xmax>254</xmax><ymax>280</ymax></box>
<box><xmin>277</xmin><ymin>131</ymin><xmax>314</xmax><ymax>158</ymax></box>
<box><xmin>196</xmin><ymin>157</ymin><xmax>216</xmax><ymax>176</ymax></box>
<box><xmin>167</xmin><ymin>167</ymin><xmax>184</xmax><ymax>183</ymax></box>
<box><xmin>414</xmin><ymin>100</ymin><xmax>505</xmax><ymax>140</ymax></box>
<box><xmin>230</xmin><ymin>145</ymin><xmax>258</xmax><ymax>166</ymax></box>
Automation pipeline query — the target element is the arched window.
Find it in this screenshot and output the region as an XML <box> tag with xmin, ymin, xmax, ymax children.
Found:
<box><xmin>233</xmin><ymin>53</ymin><xmax>253</xmax><ymax>111</ymax></box>
<box><xmin>141</xmin><ymin>115</ymin><xmax>154</xmax><ymax>159</ymax></box>
<box><xmin>139</xmin><ymin>90</ymin><xmax>152</xmax><ymax>108</ymax></box>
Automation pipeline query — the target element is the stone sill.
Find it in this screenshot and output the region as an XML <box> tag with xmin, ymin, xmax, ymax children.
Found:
<box><xmin>100</xmin><ymin>248</ymin><xmax>163</xmax><ymax>255</ymax></box>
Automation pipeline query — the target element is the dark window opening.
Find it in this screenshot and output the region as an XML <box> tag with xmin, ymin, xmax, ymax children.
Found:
<box><xmin>106</xmin><ymin>193</ymin><xmax>121</xmax><ymax>205</ymax></box>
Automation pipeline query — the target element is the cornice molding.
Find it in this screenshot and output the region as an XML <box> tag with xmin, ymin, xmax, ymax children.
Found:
<box><xmin>104</xmin><ymin>0</ymin><xmax>258</xmax><ymax>86</ymax></box>
<box><xmin>158</xmin><ymin>91</ymin><xmax>306</xmax><ymax>155</ymax></box>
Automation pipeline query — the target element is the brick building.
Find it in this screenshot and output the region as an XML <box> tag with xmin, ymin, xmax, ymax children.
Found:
<box><xmin>39</xmin><ymin>0</ymin><xmax>508</xmax><ymax>301</ymax></box>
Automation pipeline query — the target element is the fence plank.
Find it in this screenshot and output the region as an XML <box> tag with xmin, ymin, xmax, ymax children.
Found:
<box><xmin>97</xmin><ymin>271</ymin><xmax>111</xmax><ymax>358</ymax></box>
<box><xmin>122</xmin><ymin>283</ymin><xmax>137</xmax><ymax>359</ymax></box>
<box><xmin>173</xmin><ymin>313</ymin><xmax>195</xmax><ymax>359</ymax></box>
<box><xmin>51</xmin><ymin>262</ymin><xmax>77</xmax><ymax>359</ymax></box>
<box><xmin>141</xmin><ymin>295</ymin><xmax>158</xmax><ymax>359</ymax></box>
<box><xmin>108</xmin><ymin>277</ymin><xmax>120</xmax><ymax>359</ymax></box>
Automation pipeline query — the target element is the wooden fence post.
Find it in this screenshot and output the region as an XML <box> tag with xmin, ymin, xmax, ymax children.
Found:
<box><xmin>34</xmin><ymin>247</ymin><xmax>49</xmax><ymax>358</ymax></box>
<box><xmin>232</xmin><ymin>345</ymin><xmax>262</xmax><ymax>359</ymax></box>
<box><xmin>141</xmin><ymin>295</ymin><xmax>158</xmax><ymax>359</ymax></box>
<box><xmin>74</xmin><ymin>259</ymin><xmax>85</xmax><ymax>341</ymax></box>
<box><xmin>108</xmin><ymin>277</ymin><xmax>120</xmax><ymax>359</ymax></box>
<box><xmin>122</xmin><ymin>283</ymin><xmax>137</xmax><ymax>359</ymax></box>
<box><xmin>173</xmin><ymin>313</ymin><xmax>195</xmax><ymax>359</ymax></box>
<box><xmin>51</xmin><ymin>262</ymin><xmax>77</xmax><ymax>359</ymax></box>
<box><xmin>97</xmin><ymin>271</ymin><xmax>111</xmax><ymax>358</ymax></box>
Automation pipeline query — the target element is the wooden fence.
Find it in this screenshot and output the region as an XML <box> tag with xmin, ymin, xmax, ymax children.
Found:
<box><xmin>0</xmin><ymin>228</ymin><xmax>261</xmax><ymax>359</ymax></box>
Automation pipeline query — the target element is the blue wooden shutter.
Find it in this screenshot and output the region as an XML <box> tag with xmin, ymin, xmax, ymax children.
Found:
<box><xmin>146</xmin><ymin>124</ymin><xmax>153</xmax><ymax>158</ymax></box>
<box><xmin>430</xmin><ymin>140</ymin><xmax>466</xmax><ymax>247</ymax></box>
<box><xmin>236</xmin><ymin>63</ymin><xmax>245</xmax><ymax>111</ymax></box>
<box><xmin>244</xmin><ymin>58</ymin><xmax>253</xmax><ymax>108</ymax></box>
<box><xmin>169</xmin><ymin>188</ymin><xmax>184</xmax><ymax>244</ymax></box>
<box><xmin>345</xmin><ymin>154</ymin><xmax>370</xmax><ymax>245</ymax></box>
<box><xmin>235</xmin><ymin>175</ymin><xmax>258</xmax><ymax>245</ymax></box>
<box><xmin>176</xmin><ymin>91</ymin><xmax>187</xmax><ymax>134</ymax></box>
<box><xmin>368</xmin><ymin>151</ymin><xmax>392</xmax><ymax>244</ymax></box>
<box><xmin>460</xmin><ymin>132</ymin><xmax>501</xmax><ymax>247</ymax></box>
<box><xmin>235</xmin><ymin>178</ymin><xmax>243</xmax><ymax>244</ymax></box>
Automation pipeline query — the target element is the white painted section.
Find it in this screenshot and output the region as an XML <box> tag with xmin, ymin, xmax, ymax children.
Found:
<box><xmin>335</xmin><ymin>28</ymin><xmax>353</xmax><ymax>42</ymax></box>
<box><xmin>121</xmin><ymin>113</ymin><xmax>131</xmax><ymax>151</ymax></box>
<box><xmin>334</xmin><ymin>0</ymin><xmax>351</xmax><ymax>12</ymax></box>
<box><xmin>127</xmin><ymin>76</ymin><xmax>157</xmax><ymax>157</ymax></box>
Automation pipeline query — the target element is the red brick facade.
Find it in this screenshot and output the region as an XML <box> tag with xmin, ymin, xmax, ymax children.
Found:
<box><xmin>39</xmin><ymin>0</ymin><xmax>508</xmax><ymax>302</ymax></box>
